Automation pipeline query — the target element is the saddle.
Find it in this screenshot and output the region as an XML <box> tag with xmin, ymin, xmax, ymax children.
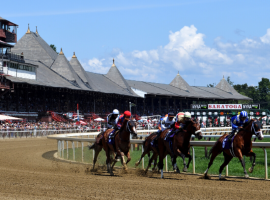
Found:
<box><xmin>222</xmin><ymin>135</ymin><xmax>236</xmax><ymax>157</ymax></box>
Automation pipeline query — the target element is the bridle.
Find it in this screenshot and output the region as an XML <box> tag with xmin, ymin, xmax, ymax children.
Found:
<box><xmin>251</xmin><ymin>121</ymin><xmax>261</xmax><ymax>137</ymax></box>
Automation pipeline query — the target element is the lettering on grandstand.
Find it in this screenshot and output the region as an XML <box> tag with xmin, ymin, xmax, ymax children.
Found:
<box><xmin>190</xmin><ymin>104</ymin><xmax>260</xmax><ymax>110</ymax></box>
<box><xmin>208</xmin><ymin>104</ymin><xmax>242</xmax><ymax>109</ymax></box>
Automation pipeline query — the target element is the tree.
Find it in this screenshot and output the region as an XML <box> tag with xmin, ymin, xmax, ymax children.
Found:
<box><xmin>50</xmin><ymin>44</ymin><xmax>57</xmax><ymax>53</ymax></box>
<box><xmin>207</xmin><ymin>83</ymin><xmax>216</xmax><ymax>87</ymax></box>
<box><xmin>227</xmin><ymin>76</ymin><xmax>234</xmax><ymax>86</ymax></box>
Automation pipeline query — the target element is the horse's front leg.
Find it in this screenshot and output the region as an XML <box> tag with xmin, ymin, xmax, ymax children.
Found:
<box><xmin>236</xmin><ymin>149</ymin><xmax>249</xmax><ymax>178</ymax></box>
<box><xmin>177</xmin><ymin>149</ymin><xmax>187</xmax><ymax>172</ymax></box>
<box><xmin>246</xmin><ymin>150</ymin><xmax>256</xmax><ymax>173</ymax></box>
<box><xmin>125</xmin><ymin>151</ymin><xmax>131</xmax><ymax>165</ymax></box>
<box><xmin>186</xmin><ymin>152</ymin><xmax>192</xmax><ymax>170</ymax></box>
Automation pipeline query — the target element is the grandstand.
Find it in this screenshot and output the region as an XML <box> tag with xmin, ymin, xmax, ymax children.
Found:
<box><xmin>0</xmin><ymin>20</ymin><xmax>251</xmax><ymax>121</ymax></box>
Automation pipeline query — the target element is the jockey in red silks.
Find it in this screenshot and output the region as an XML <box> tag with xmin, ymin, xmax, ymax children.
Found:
<box><xmin>109</xmin><ymin>111</ymin><xmax>131</xmax><ymax>139</ymax></box>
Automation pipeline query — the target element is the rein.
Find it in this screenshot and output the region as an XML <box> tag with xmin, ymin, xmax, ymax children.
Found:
<box><xmin>251</xmin><ymin>122</ymin><xmax>261</xmax><ymax>137</ymax></box>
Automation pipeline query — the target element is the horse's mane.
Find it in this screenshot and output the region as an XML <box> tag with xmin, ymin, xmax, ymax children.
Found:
<box><xmin>119</xmin><ymin>119</ymin><xmax>129</xmax><ymax>132</ymax></box>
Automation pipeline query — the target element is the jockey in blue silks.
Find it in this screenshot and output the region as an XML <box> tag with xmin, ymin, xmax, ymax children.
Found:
<box><xmin>228</xmin><ymin>111</ymin><xmax>249</xmax><ymax>141</ymax></box>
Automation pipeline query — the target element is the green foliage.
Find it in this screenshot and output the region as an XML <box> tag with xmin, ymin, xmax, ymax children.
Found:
<box><xmin>50</xmin><ymin>44</ymin><xmax>58</xmax><ymax>54</ymax></box>
<box><xmin>207</xmin><ymin>83</ymin><xmax>216</xmax><ymax>87</ymax></box>
<box><xmin>226</xmin><ymin>76</ymin><xmax>234</xmax><ymax>86</ymax></box>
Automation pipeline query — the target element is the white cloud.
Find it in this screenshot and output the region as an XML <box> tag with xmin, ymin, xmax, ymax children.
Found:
<box><xmin>83</xmin><ymin>26</ymin><xmax>270</xmax><ymax>86</ymax></box>
<box><xmin>260</xmin><ymin>28</ymin><xmax>270</xmax><ymax>44</ymax></box>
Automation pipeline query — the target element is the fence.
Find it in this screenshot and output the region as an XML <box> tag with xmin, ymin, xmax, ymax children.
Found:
<box><xmin>48</xmin><ymin>126</ymin><xmax>270</xmax><ymax>180</ymax></box>
<box><xmin>0</xmin><ymin>128</ymin><xmax>101</xmax><ymax>139</ymax></box>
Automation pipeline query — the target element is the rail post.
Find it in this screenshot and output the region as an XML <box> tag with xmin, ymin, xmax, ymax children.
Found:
<box><xmin>62</xmin><ymin>140</ymin><xmax>64</xmax><ymax>158</ymax></box>
<box><xmin>72</xmin><ymin>141</ymin><xmax>75</xmax><ymax>161</ymax></box>
<box><xmin>57</xmin><ymin>140</ymin><xmax>60</xmax><ymax>157</ymax></box>
<box><xmin>165</xmin><ymin>156</ymin><xmax>168</xmax><ymax>172</ymax></box>
<box><xmin>226</xmin><ymin>165</ymin><xmax>228</xmax><ymax>177</ymax></box>
<box><xmin>66</xmin><ymin>141</ymin><xmax>69</xmax><ymax>160</ymax></box>
<box><xmin>82</xmin><ymin>142</ymin><xmax>84</xmax><ymax>162</ymax></box>
<box><xmin>263</xmin><ymin>148</ymin><xmax>268</xmax><ymax>179</ymax></box>
<box><xmin>192</xmin><ymin>146</ymin><xmax>195</xmax><ymax>174</ymax></box>
<box><xmin>142</xmin><ymin>144</ymin><xmax>144</xmax><ymax>169</ymax></box>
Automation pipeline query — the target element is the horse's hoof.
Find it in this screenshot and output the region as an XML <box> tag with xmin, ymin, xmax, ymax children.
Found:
<box><xmin>219</xmin><ymin>177</ymin><xmax>227</xmax><ymax>181</ymax></box>
<box><xmin>110</xmin><ymin>172</ymin><xmax>114</xmax><ymax>176</ymax></box>
<box><xmin>248</xmin><ymin>167</ymin><xmax>253</xmax><ymax>173</ymax></box>
<box><xmin>200</xmin><ymin>173</ymin><xmax>211</xmax><ymax>179</ymax></box>
<box><xmin>135</xmin><ymin>162</ymin><xmax>139</xmax><ymax>167</ymax></box>
<box><xmin>161</xmin><ymin>176</ymin><xmax>164</xmax><ymax>179</ymax></box>
<box><xmin>245</xmin><ymin>174</ymin><xmax>249</xmax><ymax>178</ymax></box>
<box><xmin>183</xmin><ymin>167</ymin><xmax>188</xmax><ymax>172</ymax></box>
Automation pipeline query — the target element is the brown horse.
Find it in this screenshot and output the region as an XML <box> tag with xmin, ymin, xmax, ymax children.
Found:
<box><xmin>203</xmin><ymin>119</ymin><xmax>264</xmax><ymax>180</ymax></box>
<box><xmin>158</xmin><ymin>120</ymin><xmax>202</xmax><ymax>178</ymax></box>
<box><xmin>135</xmin><ymin>132</ymin><xmax>159</xmax><ymax>173</ymax></box>
<box><xmin>102</xmin><ymin>119</ymin><xmax>137</xmax><ymax>175</ymax></box>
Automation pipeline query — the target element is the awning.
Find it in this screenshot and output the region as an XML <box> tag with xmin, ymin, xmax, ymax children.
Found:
<box><xmin>0</xmin><ymin>114</ymin><xmax>23</xmax><ymax>121</ymax></box>
<box><xmin>0</xmin><ymin>40</ymin><xmax>14</xmax><ymax>48</ymax></box>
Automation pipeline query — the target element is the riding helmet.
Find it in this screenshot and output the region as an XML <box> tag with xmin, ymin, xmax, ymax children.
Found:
<box><xmin>184</xmin><ymin>112</ymin><xmax>191</xmax><ymax>118</ymax></box>
<box><xmin>124</xmin><ymin>111</ymin><xmax>131</xmax><ymax>117</ymax></box>
<box><xmin>113</xmin><ymin>109</ymin><xmax>119</xmax><ymax>115</ymax></box>
<box><xmin>240</xmin><ymin>111</ymin><xmax>248</xmax><ymax>118</ymax></box>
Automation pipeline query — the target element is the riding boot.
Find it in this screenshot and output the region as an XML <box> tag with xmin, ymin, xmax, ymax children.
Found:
<box><xmin>228</xmin><ymin>129</ymin><xmax>236</xmax><ymax>142</ymax></box>
<box><xmin>154</xmin><ymin>130</ymin><xmax>161</xmax><ymax>141</ymax></box>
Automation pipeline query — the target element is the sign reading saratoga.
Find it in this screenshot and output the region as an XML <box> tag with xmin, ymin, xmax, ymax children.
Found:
<box><xmin>208</xmin><ymin>104</ymin><xmax>242</xmax><ymax>109</ymax></box>
<box><xmin>190</xmin><ymin>104</ymin><xmax>260</xmax><ymax>110</ymax></box>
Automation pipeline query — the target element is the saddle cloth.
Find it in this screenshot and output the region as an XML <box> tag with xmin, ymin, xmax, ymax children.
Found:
<box><xmin>222</xmin><ymin>135</ymin><xmax>235</xmax><ymax>150</ymax></box>
<box><xmin>164</xmin><ymin>129</ymin><xmax>175</xmax><ymax>141</ymax></box>
<box><xmin>108</xmin><ymin>130</ymin><xmax>119</xmax><ymax>145</ymax></box>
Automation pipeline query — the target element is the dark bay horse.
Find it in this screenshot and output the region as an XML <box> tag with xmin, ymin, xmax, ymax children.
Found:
<box><xmin>158</xmin><ymin>120</ymin><xmax>202</xmax><ymax>178</ymax></box>
<box><xmin>102</xmin><ymin>119</ymin><xmax>137</xmax><ymax>175</ymax></box>
<box><xmin>203</xmin><ymin>119</ymin><xmax>264</xmax><ymax>180</ymax></box>
<box><xmin>135</xmin><ymin>132</ymin><xmax>159</xmax><ymax>173</ymax></box>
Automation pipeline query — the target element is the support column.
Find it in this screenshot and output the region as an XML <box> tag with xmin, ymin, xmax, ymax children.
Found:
<box><xmin>180</xmin><ymin>99</ymin><xmax>183</xmax><ymax>111</ymax></box>
<box><xmin>151</xmin><ymin>97</ymin><xmax>154</xmax><ymax>115</ymax></box>
<box><xmin>166</xmin><ymin>97</ymin><xmax>169</xmax><ymax>113</ymax></box>
<box><xmin>173</xmin><ymin>98</ymin><xmax>176</xmax><ymax>113</ymax></box>
<box><xmin>143</xmin><ymin>98</ymin><xmax>145</xmax><ymax>115</ymax></box>
<box><xmin>158</xmin><ymin>97</ymin><xmax>161</xmax><ymax>114</ymax></box>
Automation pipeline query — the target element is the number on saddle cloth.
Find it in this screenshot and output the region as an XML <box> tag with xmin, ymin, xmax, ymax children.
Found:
<box><xmin>108</xmin><ymin>130</ymin><xmax>116</xmax><ymax>145</ymax></box>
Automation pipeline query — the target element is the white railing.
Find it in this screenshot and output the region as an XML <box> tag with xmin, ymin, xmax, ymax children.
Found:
<box><xmin>48</xmin><ymin>127</ymin><xmax>270</xmax><ymax>180</ymax></box>
<box><xmin>0</xmin><ymin>129</ymin><xmax>101</xmax><ymax>139</ymax></box>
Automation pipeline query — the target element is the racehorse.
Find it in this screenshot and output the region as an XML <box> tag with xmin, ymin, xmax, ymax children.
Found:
<box><xmin>135</xmin><ymin>132</ymin><xmax>159</xmax><ymax>173</ymax></box>
<box><xmin>158</xmin><ymin>120</ymin><xmax>202</xmax><ymax>178</ymax></box>
<box><xmin>203</xmin><ymin>119</ymin><xmax>264</xmax><ymax>180</ymax></box>
<box><xmin>102</xmin><ymin>119</ymin><xmax>137</xmax><ymax>175</ymax></box>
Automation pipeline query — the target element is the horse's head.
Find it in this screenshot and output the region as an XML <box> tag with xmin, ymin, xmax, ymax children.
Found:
<box><xmin>252</xmin><ymin>119</ymin><xmax>264</xmax><ymax>140</ymax></box>
<box><xmin>187</xmin><ymin>120</ymin><xmax>203</xmax><ymax>140</ymax></box>
<box><xmin>127</xmin><ymin>120</ymin><xmax>140</xmax><ymax>139</ymax></box>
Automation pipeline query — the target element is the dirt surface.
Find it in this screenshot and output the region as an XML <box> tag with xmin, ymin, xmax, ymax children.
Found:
<box><xmin>0</xmin><ymin>138</ymin><xmax>269</xmax><ymax>200</ymax></box>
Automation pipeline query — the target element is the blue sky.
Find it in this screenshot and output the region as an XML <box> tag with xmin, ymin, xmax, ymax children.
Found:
<box><xmin>3</xmin><ymin>0</ymin><xmax>270</xmax><ymax>86</ymax></box>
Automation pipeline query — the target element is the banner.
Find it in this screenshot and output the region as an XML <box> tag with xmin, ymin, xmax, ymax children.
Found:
<box><xmin>242</xmin><ymin>104</ymin><xmax>260</xmax><ymax>109</ymax></box>
<box><xmin>208</xmin><ymin>104</ymin><xmax>242</xmax><ymax>109</ymax></box>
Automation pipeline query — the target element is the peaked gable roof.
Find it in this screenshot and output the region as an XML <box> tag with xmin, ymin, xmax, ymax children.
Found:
<box><xmin>12</xmin><ymin>32</ymin><xmax>57</xmax><ymax>67</ymax></box>
<box><xmin>69</xmin><ymin>53</ymin><xmax>96</xmax><ymax>90</ymax></box>
<box><xmin>105</xmin><ymin>61</ymin><xmax>133</xmax><ymax>94</ymax></box>
<box><xmin>215</xmin><ymin>77</ymin><xmax>238</xmax><ymax>94</ymax></box>
<box><xmin>169</xmin><ymin>72</ymin><xmax>193</xmax><ymax>92</ymax></box>
<box><xmin>50</xmin><ymin>50</ymin><xmax>90</xmax><ymax>90</ymax></box>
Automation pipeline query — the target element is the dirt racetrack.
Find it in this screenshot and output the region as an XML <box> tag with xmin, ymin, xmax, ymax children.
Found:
<box><xmin>0</xmin><ymin>138</ymin><xmax>269</xmax><ymax>200</ymax></box>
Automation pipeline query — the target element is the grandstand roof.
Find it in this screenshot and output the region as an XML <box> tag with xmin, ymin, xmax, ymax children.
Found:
<box><xmin>170</xmin><ymin>72</ymin><xmax>193</xmax><ymax>92</ymax></box>
<box><xmin>69</xmin><ymin>53</ymin><xmax>97</xmax><ymax>90</ymax></box>
<box><xmin>7</xmin><ymin>29</ymin><xmax>252</xmax><ymax>101</ymax></box>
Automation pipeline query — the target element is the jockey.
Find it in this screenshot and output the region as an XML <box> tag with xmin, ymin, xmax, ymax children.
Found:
<box><xmin>174</xmin><ymin>112</ymin><xmax>192</xmax><ymax>130</ymax></box>
<box><xmin>228</xmin><ymin>111</ymin><xmax>249</xmax><ymax>141</ymax></box>
<box><xmin>152</xmin><ymin>113</ymin><xmax>174</xmax><ymax>143</ymax></box>
<box><xmin>162</xmin><ymin>112</ymin><xmax>176</xmax><ymax>140</ymax></box>
<box><xmin>107</xmin><ymin>109</ymin><xmax>120</xmax><ymax>129</ymax></box>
